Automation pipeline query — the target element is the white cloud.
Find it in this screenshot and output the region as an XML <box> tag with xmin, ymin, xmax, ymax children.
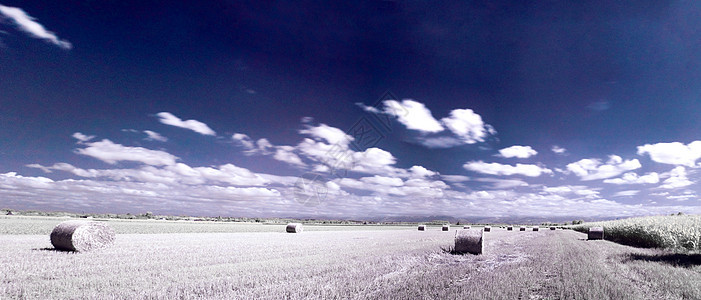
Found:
<box><xmin>31</xmin><ymin>161</ymin><xmax>273</xmax><ymax>187</ymax></box>
<box><xmin>75</xmin><ymin>139</ymin><xmax>178</xmax><ymax>166</ymax></box>
<box><xmin>603</xmin><ymin>172</ymin><xmax>660</xmax><ymax>185</ymax></box>
<box><xmin>475</xmin><ymin>178</ymin><xmax>529</xmax><ymax>189</ymax></box>
<box><xmin>637</xmin><ymin>141</ymin><xmax>701</xmax><ymax>167</ymax></box>
<box><xmin>551</xmin><ymin>145</ymin><xmax>567</xmax><ymax>154</ymax></box>
<box><xmin>566</xmin><ymin>155</ymin><xmax>641</xmax><ymax>181</ymax></box>
<box><xmin>498</xmin><ymin>145</ymin><xmax>537</xmax><ymax>158</ymax></box>
<box><xmin>273</xmin><ymin>146</ymin><xmax>306</xmax><ymax>167</ymax></box>
<box><xmin>440</xmin><ymin>175</ymin><xmax>471</xmax><ymax>182</ymax></box>
<box><xmin>382</xmin><ymin>100</ymin><xmax>444</xmax><ymax>133</ymax></box>
<box><xmin>72</xmin><ymin>132</ymin><xmax>95</xmax><ymax>143</ymax></box>
<box><xmin>659</xmin><ymin>166</ymin><xmax>693</xmax><ymax>189</ymax></box>
<box><xmin>415</xmin><ymin>136</ymin><xmax>464</xmax><ymax>149</ymax></box>
<box><xmin>360</xmin><ymin>175</ymin><xmax>404</xmax><ymax>187</ymax></box>
<box><xmin>0</xmin><ymin>5</ymin><xmax>72</xmax><ymax>49</ymax></box>
<box><xmin>299</xmin><ymin>123</ymin><xmax>353</xmax><ymax>147</ymax></box>
<box><xmin>232</xmin><ymin>133</ymin><xmax>255</xmax><ymax>149</ymax></box>
<box><xmin>440</xmin><ymin>109</ymin><xmax>495</xmax><ymax>144</ymax></box>
<box><xmin>542</xmin><ymin>185</ymin><xmax>600</xmax><ymax>198</ymax></box>
<box><xmin>463</xmin><ymin>161</ymin><xmax>552</xmax><ymax>177</ymax></box>
<box><xmin>156</xmin><ymin>112</ymin><xmax>216</xmax><ymax>136</ymax></box>
<box><xmin>613</xmin><ymin>190</ymin><xmax>640</xmax><ymax>197</ymax></box>
<box><xmin>143</xmin><ymin>130</ymin><xmax>167</xmax><ymax>142</ymax></box>
<box><xmin>359</xmin><ymin>100</ymin><xmax>495</xmax><ymax>148</ymax></box>
<box><xmin>408</xmin><ymin>165</ymin><xmax>437</xmax><ymax>178</ymax></box>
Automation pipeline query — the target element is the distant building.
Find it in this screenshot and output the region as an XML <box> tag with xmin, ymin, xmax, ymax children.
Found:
<box><xmin>6</xmin><ymin>211</ymin><xmax>13</xmax><ymax>215</ymax></box>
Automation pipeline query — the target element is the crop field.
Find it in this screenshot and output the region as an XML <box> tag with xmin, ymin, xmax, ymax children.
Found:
<box><xmin>1</xmin><ymin>217</ymin><xmax>700</xmax><ymax>299</ymax></box>
<box><xmin>573</xmin><ymin>214</ymin><xmax>701</xmax><ymax>251</ymax></box>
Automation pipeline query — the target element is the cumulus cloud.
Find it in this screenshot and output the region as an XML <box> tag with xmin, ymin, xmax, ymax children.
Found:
<box><xmin>408</xmin><ymin>165</ymin><xmax>437</xmax><ymax>178</ymax></box>
<box><xmin>498</xmin><ymin>145</ymin><xmax>537</xmax><ymax>158</ymax></box>
<box><xmin>566</xmin><ymin>155</ymin><xmax>641</xmax><ymax>181</ymax></box>
<box><xmin>637</xmin><ymin>141</ymin><xmax>701</xmax><ymax>167</ymax></box>
<box><xmin>542</xmin><ymin>185</ymin><xmax>600</xmax><ymax>198</ymax></box>
<box><xmin>299</xmin><ymin>123</ymin><xmax>353</xmax><ymax>147</ymax></box>
<box><xmin>359</xmin><ymin>99</ymin><xmax>495</xmax><ymax>148</ymax></box>
<box><xmin>0</xmin><ymin>5</ymin><xmax>72</xmax><ymax>49</ymax></box>
<box><xmin>232</xmin><ymin>133</ymin><xmax>274</xmax><ymax>155</ymax></box>
<box><xmin>273</xmin><ymin>146</ymin><xmax>306</xmax><ymax>167</ymax></box>
<box><xmin>603</xmin><ymin>172</ymin><xmax>660</xmax><ymax>185</ymax></box>
<box><xmin>360</xmin><ymin>175</ymin><xmax>404</xmax><ymax>187</ymax></box>
<box><xmin>143</xmin><ymin>130</ymin><xmax>167</xmax><ymax>142</ymax></box>
<box><xmin>551</xmin><ymin>145</ymin><xmax>567</xmax><ymax>155</ymax></box>
<box><xmin>659</xmin><ymin>166</ymin><xmax>693</xmax><ymax>189</ymax></box>
<box><xmin>382</xmin><ymin>100</ymin><xmax>443</xmax><ymax>133</ymax></box>
<box><xmin>75</xmin><ymin>139</ymin><xmax>178</xmax><ymax>166</ymax></box>
<box><xmin>156</xmin><ymin>112</ymin><xmax>216</xmax><ymax>136</ymax></box>
<box><xmin>29</xmin><ymin>161</ymin><xmax>272</xmax><ymax>187</ymax></box>
<box><xmin>463</xmin><ymin>161</ymin><xmax>552</xmax><ymax>177</ymax></box>
<box><xmin>72</xmin><ymin>132</ymin><xmax>95</xmax><ymax>143</ymax></box>
<box><xmin>440</xmin><ymin>109</ymin><xmax>495</xmax><ymax>144</ymax></box>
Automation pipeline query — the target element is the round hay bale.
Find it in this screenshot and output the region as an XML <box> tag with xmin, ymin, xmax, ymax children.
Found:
<box><xmin>484</xmin><ymin>226</ymin><xmax>491</xmax><ymax>232</ymax></box>
<box><xmin>550</xmin><ymin>226</ymin><xmax>556</xmax><ymax>230</ymax></box>
<box><xmin>519</xmin><ymin>226</ymin><xmax>526</xmax><ymax>231</ymax></box>
<box><xmin>286</xmin><ymin>223</ymin><xmax>303</xmax><ymax>233</ymax></box>
<box><xmin>588</xmin><ymin>227</ymin><xmax>604</xmax><ymax>240</ymax></box>
<box><xmin>418</xmin><ymin>224</ymin><xmax>426</xmax><ymax>231</ymax></box>
<box><xmin>50</xmin><ymin>220</ymin><xmax>115</xmax><ymax>252</ymax></box>
<box><xmin>463</xmin><ymin>225</ymin><xmax>471</xmax><ymax>229</ymax></box>
<box><xmin>442</xmin><ymin>224</ymin><xmax>450</xmax><ymax>231</ymax></box>
<box><xmin>507</xmin><ymin>226</ymin><xmax>513</xmax><ymax>231</ymax></box>
<box><xmin>454</xmin><ymin>229</ymin><xmax>484</xmax><ymax>255</ymax></box>
<box><xmin>533</xmin><ymin>226</ymin><xmax>540</xmax><ymax>231</ymax></box>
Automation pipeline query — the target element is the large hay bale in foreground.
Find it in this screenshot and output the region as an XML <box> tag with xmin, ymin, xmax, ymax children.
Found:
<box><xmin>533</xmin><ymin>226</ymin><xmax>540</xmax><ymax>231</ymax></box>
<box><xmin>454</xmin><ymin>229</ymin><xmax>484</xmax><ymax>255</ymax></box>
<box><xmin>442</xmin><ymin>224</ymin><xmax>450</xmax><ymax>231</ymax></box>
<box><xmin>588</xmin><ymin>227</ymin><xmax>604</xmax><ymax>240</ymax></box>
<box><xmin>418</xmin><ymin>224</ymin><xmax>426</xmax><ymax>231</ymax></box>
<box><xmin>463</xmin><ymin>225</ymin><xmax>471</xmax><ymax>229</ymax></box>
<box><xmin>50</xmin><ymin>220</ymin><xmax>115</xmax><ymax>252</ymax></box>
<box><xmin>286</xmin><ymin>223</ymin><xmax>303</xmax><ymax>233</ymax></box>
<box><xmin>520</xmin><ymin>226</ymin><xmax>526</xmax><ymax>231</ymax></box>
<box><xmin>484</xmin><ymin>226</ymin><xmax>491</xmax><ymax>232</ymax></box>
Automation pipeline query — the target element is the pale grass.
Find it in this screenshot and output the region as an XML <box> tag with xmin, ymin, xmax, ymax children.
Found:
<box><xmin>1</xmin><ymin>228</ymin><xmax>699</xmax><ymax>299</ymax></box>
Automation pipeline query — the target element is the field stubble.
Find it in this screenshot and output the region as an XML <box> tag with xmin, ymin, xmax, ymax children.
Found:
<box><xmin>1</xmin><ymin>225</ymin><xmax>700</xmax><ymax>299</ymax></box>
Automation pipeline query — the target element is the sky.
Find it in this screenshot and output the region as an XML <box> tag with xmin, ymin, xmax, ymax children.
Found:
<box><xmin>1</xmin><ymin>1</ymin><xmax>701</xmax><ymax>221</ymax></box>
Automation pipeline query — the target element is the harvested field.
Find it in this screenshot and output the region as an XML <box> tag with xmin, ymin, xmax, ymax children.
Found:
<box><xmin>1</xmin><ymin>221</ymin><xmax>699</xmax><ymax>299</ymax></box>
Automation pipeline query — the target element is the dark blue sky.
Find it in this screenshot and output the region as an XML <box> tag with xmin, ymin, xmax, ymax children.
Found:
<box><xmin>1</xmin><ymin>0</ymin><xmax>701</xmax><ymax>220</ymax></box>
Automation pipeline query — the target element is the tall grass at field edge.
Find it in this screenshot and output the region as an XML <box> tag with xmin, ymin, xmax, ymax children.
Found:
<box><xmin>573</xmin><ymin>215</ymin><xmax>701</xmax><ymax>251</ymax></box>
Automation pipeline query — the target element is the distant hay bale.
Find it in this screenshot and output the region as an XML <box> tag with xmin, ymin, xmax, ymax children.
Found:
<box><xmin>588</xmin><ymin>227</ymin><xmax>604</xmax><ymax>240</ymax></box>
<box><xmin>550</xmin><ymin>226</ymin><xmax>556</xmax><ymax>230</ymax></box>
<box><xmin>418</xmin><ymin>224</ymin><xmax>426</xmax><ymax>231</ymax></box>
<box><xmin>520</xmin><ymin>226</ymin><xmax>526</xmax><ymax>231</ymax></box>
<box><xmin>454</xmin><ymin>229</ymin><xmax>484</xmax><ymax>255</ymax></box>
<box><xmin>463</xmin><ymin>225</ymin><xmax>471</xmax><ymax>229</ymax></box>
<box><xmin>484</xmin><ymin>226</ymin><xmax>491</xmax><ymax>232</ymax></box>
<box><xmin>507</xmin><ymin>226</ymin><xmax>513</xmax><ymax>231</ymax></box>
<box><xmin>442</xmin><ymin>224</ymin><xmax>450</xmax><ymax>231</ymax></box>
<box><xmin>50</xmin><ymin>220</ymin><xmax>115</xmax><ymax>252</ymax></box>
<box><xmin>286</xmin><ymin>223</ymin><xmax>303</xmax><ymax>233</ymax></box>
<box><xmin>533</xmin><ymin>226</ymin><xmax>539</xmax><ymax>231</ymax></box>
